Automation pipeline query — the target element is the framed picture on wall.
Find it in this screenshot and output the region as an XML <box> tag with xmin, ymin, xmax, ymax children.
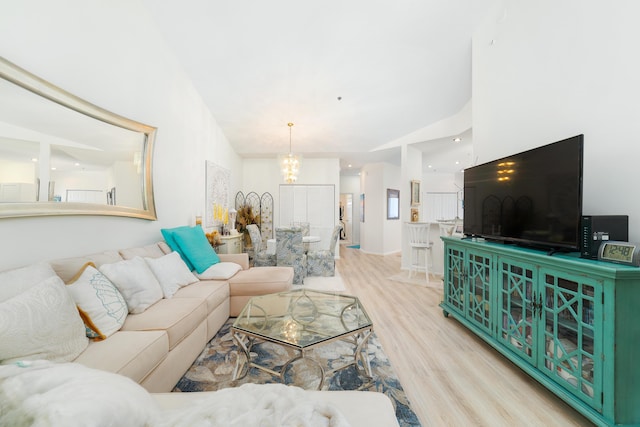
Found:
<box><xmin>387</xmin><ymin>189</ymin><xmax>399</xmax><ymax>220</ymax></box>
<box><xmin>411</xmin><ymin>180</ymin><xmax>421</xmax><ymax>206</ymax></box>
<box><xmin>411</xmin><ymin>208</ymin><xmax>419</xmax><ymax>222</ymax></box>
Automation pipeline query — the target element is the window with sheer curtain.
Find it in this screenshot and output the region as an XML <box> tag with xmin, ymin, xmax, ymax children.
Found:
<box><xmin>424</xmin><ymin>192</ymin><xmax>460</xmax><ymax>222</ymax></box>
<box><xmin>279</xmin><ymin>185</ymin><xmax>335</xmax><ymax>244</ymax></box>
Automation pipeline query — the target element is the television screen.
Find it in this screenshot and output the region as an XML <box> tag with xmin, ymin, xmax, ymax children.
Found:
<box><xmin>463</xmin><ymin>134</ymin><xmax>584</xmax><ymax>251</ymax></box>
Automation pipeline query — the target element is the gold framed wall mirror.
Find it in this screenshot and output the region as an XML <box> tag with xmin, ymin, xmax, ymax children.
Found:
<box><xmin>0</xmin><ymin>56</ymin><xmax>157</xmax><ymax>220</ymax></box>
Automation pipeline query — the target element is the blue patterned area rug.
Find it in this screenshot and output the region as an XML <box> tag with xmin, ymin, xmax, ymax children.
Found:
<box><xmin>174</xmin><ymin>319</ymin><xmax>421</xmax><ymax>427</ymax></box>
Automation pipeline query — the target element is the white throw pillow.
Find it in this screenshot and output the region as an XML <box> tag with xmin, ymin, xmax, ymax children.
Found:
<box><xmin>98</xmin><ymin>257</ymin><xmax>163</xmax><ymax>314</ymax></box>
<box><xmin>0</xmin><ymin>262</ymin><xmax>58</xmax><ymax>303</ymax></box>
<box><xmin>0</xmin><ymin>276</ymin><xmax>88</xmax><ymax>364</ymax></box>
<box><xmin>195</xmin><ymin>262</ymin><xmax>242</xmax><ymax>280</ymax></box>
<box><xmin>0</xmin><ymin>360</ymin><xmax>158</xmax><ymax>427</ymax></box>
<box><xmin>144</xmin><ymin>252</ymin><xmax>198</xmax><ymax>298</ymax></box>
<box><xmin>66</xmin><ymin>262</ymin><xmax>128</xmax><ymax>340</ymax></box>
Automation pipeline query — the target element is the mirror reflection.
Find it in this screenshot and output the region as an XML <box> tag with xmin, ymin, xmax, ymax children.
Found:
<box><xmin>0</xmin><ymin>57</ymin><xmax>157</xmax><ymax>220</ymax></box>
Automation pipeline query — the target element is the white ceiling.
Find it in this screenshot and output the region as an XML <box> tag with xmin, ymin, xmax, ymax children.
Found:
<box><xmin>144</xmin><ymin>0</ymin><xmax>494</xmax><ymax>174</ymax></box>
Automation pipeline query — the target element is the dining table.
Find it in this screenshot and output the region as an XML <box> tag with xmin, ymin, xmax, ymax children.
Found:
<box><xmin>266</xmin><ymin>235</ymin><xmax>321</xmax><ymax>255</ymax></box>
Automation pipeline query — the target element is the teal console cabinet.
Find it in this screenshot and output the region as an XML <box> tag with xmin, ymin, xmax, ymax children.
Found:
<box><xmin>441</xmin><ymin>236</ymin><xmax>640</xmax><ymax>427</ymax></box>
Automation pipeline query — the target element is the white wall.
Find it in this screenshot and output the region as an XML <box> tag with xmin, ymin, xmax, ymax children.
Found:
<box><xmin>383</xmin><ymin>164</ymin><xmax>402</xmax><ymax>254</ymax></box>
<box><xmin>360</xmin><ymin>162</ymin><xmax>402</xmax><ymax>255</ymax></box>
<box><xmin>400</xmin><ymin>144</ymin><xmax>423</xmax><ymax>268</ymax></box>
<box><xmin>422</xmin><ymin>172</ymin><xmax>460</xmax><ymax>193</ymax></box>
<box><xmin>340</xmin><ymin>174</ymin><xmax>360</xmax><ymax>244</ymax></box>
<box><xmin>0</xmin><ymin>1</ymin><xmax>242</xmax><ymax>270</ymax></box>
<box><xmin>473</xmin><ymin>0</ymin><xmax>640</xmax><ymax>241</ymax></box>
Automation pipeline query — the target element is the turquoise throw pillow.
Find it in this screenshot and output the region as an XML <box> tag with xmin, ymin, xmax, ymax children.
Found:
<box><xmin>160</xmin><ymin>226</ymin><xmax>195</xmax><ymax>271</ymax></box>
<box><xmin>171</xmin><ymin>226</ymin><xmax>220</xmax><ymax>274</ymax></box>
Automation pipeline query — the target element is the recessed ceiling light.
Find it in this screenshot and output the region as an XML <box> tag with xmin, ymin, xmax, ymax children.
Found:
<box><xmin>455</xmin><ymin>161</ymin><xmax>460</xmax><ymax>165</ymax></box>
<box><xmin>453</xmin><ymin>137</ymin><xmax>462</xmax><ymax>142</ymax></box>
<box><xmin>74</xmin><ymin>162</ymin><xmax>80</xmax><ymax>166</ymax></box>
<box><xmin>51</xmin><ymin>167</ymin><xmax>56</xmax><ymax>171</ymax></box>
<box><xmin>348</xmin><ymin>164</ymin><xmax>352</xmax><ymax>168</ymax></box>
<box><xmin>428</xmin><ymin>165</ymin><xmax>432</xmax><ymax>168</ymax></box>
<box><xmin>31</xmin><ymin>158</ymin><xmax>38</xmax><ymax>162</ymax></box>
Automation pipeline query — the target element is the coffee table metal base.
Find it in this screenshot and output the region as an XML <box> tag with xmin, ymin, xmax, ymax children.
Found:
<box><xmin>231</xmin><ymin>328</ymin><xmax>373</xmax><ymax>390</ymax></box>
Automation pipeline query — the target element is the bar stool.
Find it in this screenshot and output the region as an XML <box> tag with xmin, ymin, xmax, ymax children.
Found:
<box><xmin>406</xmin><ymin>222</ymin><xmax>434</xmax><ymax>282</ymax></box>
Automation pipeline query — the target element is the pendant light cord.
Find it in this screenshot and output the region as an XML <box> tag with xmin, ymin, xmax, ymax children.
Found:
<box><xmin>288</xmin><ymin>122</ymin><xmax>294</xmax><ymax>154</ymax></box>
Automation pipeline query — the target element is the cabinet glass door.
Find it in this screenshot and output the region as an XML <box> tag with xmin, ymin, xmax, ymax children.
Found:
<box><xmin>497</xmin><ymin>259</ymin><xmax>536</xmax><ymax>364</ymax></box>
<box><xmin>540</xmin><ymin>269</ymin><xmax>602</xmax><ymax>410</ymax></box>
<box><xmin>444</xmin><ymin>244</ymin><xmax>465</xmax><ymax>315</ymax></box>
<box><xmin>465</xmin><ymin>250</ymin><xmax>493</xmax><ymax>334</ymax></box>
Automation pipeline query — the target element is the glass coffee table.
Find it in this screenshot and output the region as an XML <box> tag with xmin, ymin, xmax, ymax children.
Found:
<box><xmin>231</xmin><ymin>289</ymin><xmax>373</xmax><ymax>390</ymax></box>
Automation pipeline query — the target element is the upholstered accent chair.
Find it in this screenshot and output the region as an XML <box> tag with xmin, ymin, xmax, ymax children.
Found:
<box><xmin>275</xmin><ymin>226</ymin><xmax>307</xmax><ymax>284</ymax></box>
<box><xmin>307</xmin><ymin>225</ymin><xmax>342</xmax><ymax>277</ymax></box>
<box><xmin>246</xmin><ymin>224</ymin><xmax>276</xmax><ymax>267</ymax></box>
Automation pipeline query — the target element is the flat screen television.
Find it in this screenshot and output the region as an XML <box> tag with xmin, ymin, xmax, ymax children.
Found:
<box><xmin>463</xmin><ymin>134</ymin><xmax>584</xmax><ymax>252</ymax></box>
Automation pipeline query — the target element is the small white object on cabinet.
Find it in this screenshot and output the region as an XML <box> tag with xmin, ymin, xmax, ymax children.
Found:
<box><xmin>216</xmin><ymin>234</ymin><xmax>243</xmax><ymax>254</ymax></box>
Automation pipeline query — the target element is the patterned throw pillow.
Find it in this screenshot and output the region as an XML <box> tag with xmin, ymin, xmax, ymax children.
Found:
<box><xmin>0</xmin><ymin>276</ymin><xmax>88</xmax><ymax>364</ymax></box>
<box><xmin>66</xmin><ymin>262</ymin><xmax>128</xmax><ymax>340</ymax></box>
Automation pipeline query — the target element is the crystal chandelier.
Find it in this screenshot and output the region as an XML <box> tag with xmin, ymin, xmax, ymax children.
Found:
<box><xmin>281</xmin><ymin>122</ymin><xmax>301</xmax><ymax>183</ymax></box>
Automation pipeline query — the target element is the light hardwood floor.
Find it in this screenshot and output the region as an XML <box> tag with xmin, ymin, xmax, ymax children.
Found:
<box><xmin>336</xmin><ymin>246</ymin><xmax>595</xmax><ymax>427</ymax></box>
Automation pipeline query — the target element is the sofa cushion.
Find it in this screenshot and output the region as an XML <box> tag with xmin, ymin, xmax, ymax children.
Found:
<box><xmin>99</xmin><ymin>257</ymin><xmax>163</xmax><ymax>314</ymax></box>
<box><xmin>228</xmin><ymin>267</ymin><xmax>294</xmax><ymax>296</ymax></box>
<box><xmin>171</xmin><ymin>226</ymin><xmax>221</xmax><ymax>274</ymax></box>
<box><xmin>73</xmin><ymin>330</ymin><xmax>168</xmax><ymax>383</ymax></box>
<box><xmin>50</xmin><ymin>250</ymin><xmax>124</xmax><ymax>283</ymax></box>
<box><xmin>161</xmin><ymin>226</ymin><xmax>196</xmax><ymax>271</ymax></box>
<box><xmin>0</xmin><ymin>262</ymin><xmax>58</xmax><ymax>302</ymax></box>
<box><xmin>120</xmin><ymin>298</ymin><xmax>206</xmax><ymax>350</ymax></box>
<box><xmin>196</xmin><ymin>262</ymin><xmax>242</xmax><ymax>280</ymax></box>
<box><xmin>119</xmin><ymin>243</ymin><xmax>166</xmax><ymax>260</ymax></box>
<box><xmin>0</xmin><ymin>276</ymin><xmax>88</xmax><ymax>364</ymax></box>
<box><xmin>173</xmin><ymin>280</ymin><xmax>230</xmax><ymax>313</ymax></box>
<box><xmin>65</xmin><ymin>262</ymin><xmax>128</xmax><ymax>340</ymax></box>
<box><xmin>144</xmin><ymin>252</ymin><xmax>198</xmax><ymax>298</ymax></box>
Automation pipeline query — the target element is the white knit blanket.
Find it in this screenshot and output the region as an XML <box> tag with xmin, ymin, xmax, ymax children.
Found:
<box><xmin>0</xmin><ymin>361</ymin><xmax>351</xmax><ymax>427</ymax></box>
<box><xmin>157</xmin><ymin>383</ymin><xmax>351</xmax><ymax>427</ymax></box>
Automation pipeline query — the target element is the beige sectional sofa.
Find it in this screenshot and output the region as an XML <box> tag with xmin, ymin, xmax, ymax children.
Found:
<box><xmin>0</xmin><ymin>240</ymin><xmax>401</xmax><ymax>427</ymax></box>
<box><xmin>48</xmin><ymin>241</ymin><xmax>294</xmax><ymax>392</ymax></box>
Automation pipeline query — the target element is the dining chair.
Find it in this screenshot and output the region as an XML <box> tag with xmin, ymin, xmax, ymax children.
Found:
<box><xmin>291</xmin><ymin>221</ymin><xmax>310</xmax><ymax>237</ymax></box>
<box><xmin>406</xmin><ymin>222</ymin><xmax>434</xmax><ymax>283</ymax></box>
<box><xmin>307</xmin><ymin>225</ymin><xmax>342</xmax><ymax>277</ymax></box>
<box><xmin>246</xmin><ymin>224</ymin><xmax>276</xmax><ymax>267</ymax></box>
<box><xmin>275</xmin><ymin>226</ymin><xmax>307</xmax><ymax>284</ymax></box>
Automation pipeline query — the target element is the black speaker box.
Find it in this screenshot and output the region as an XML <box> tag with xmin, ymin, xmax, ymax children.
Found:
<box><xmin>581</xmin><ymin>215</ymin><xmax>629</xmax><ymax>259</ymax></box>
